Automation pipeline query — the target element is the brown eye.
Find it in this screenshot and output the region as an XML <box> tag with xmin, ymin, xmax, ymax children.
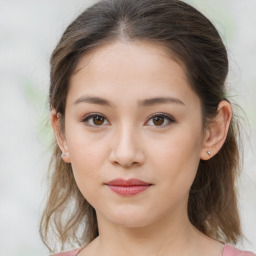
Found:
<box><xmin>152</xmin><ymin>116</ymin><xmax>164</xmax><ymax>126</ymax></box>
<box><xmin>82</xmin><ymin>113</ymin><xmax>109</xmax><ymax>127</ymax></box>
<box><xmin>146</xmin><ymin>113</ymin><xmax>175</xmax><ymax>127</ymax></box>
<box><xmin>93</xmin><ymin>115</ymin><xmax>105</xmax><ymax>125</ymax></box>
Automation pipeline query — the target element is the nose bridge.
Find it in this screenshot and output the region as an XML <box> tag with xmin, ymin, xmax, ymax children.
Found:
<box><xmin>110</xmin><ymin>121</ymin><xmax>144</xmax><ymax>167</ymax></box>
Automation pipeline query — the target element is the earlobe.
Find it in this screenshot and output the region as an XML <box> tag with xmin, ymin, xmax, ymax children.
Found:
<box><xmin>200</xmin><ymin>100</ymin><xmax>232</xmax><ymax>160</ymax></box>
<box><xmin>61</xmin><ymin>151</ymin><xmax>71</xmax><ymax>163</ymax></box>
<box><xmin>50</xmin><ymin>110</ymin><xmax>71</xmax><ymax>163</ymax></box>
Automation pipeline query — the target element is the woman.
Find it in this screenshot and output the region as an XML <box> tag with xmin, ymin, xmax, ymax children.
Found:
<box><xmin>40</xmin><ymin>0</ymin><xmax>255</xmax><ymax>255</ymax></box>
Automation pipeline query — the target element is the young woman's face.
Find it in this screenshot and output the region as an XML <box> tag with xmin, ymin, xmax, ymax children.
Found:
<box><xmin>62</xmin><ymin>41</ymin><xmax>206</xmax><ymax>228</ymax></box>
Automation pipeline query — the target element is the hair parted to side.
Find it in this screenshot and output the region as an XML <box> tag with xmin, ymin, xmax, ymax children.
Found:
<box><xmin>40</xmin><ymin>0</ymin><xmax>242</xmax><ymax>252</ymax></box>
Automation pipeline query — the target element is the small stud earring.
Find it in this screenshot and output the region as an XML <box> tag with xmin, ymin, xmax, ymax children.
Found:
<box><xmin>61</xmin><ymin>152</ymin><xmax>66</xmax><ymax>157</ymax></box>
<box><xmin>207</xmin><ymin>150</ymin><xmax>211</xmax><ymax>156</ymax></box>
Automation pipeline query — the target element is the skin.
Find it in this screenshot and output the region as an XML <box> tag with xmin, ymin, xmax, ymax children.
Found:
<box><xmin>52</xmin><ymin>41</ymin><xmax>232</xmax><ymax>256</ymax></box>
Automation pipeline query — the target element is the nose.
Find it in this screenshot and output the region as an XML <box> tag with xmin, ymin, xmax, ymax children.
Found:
<box><xmin>108</xmin><ymin>125</ymin><xmax>145</xmax><ymax>168</ymax></box>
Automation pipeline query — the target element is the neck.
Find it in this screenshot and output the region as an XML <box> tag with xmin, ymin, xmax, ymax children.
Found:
<box><xmin>94</xmin><ymin>211</ymin><xmax>203</xmax><ymax>256</ymax></box>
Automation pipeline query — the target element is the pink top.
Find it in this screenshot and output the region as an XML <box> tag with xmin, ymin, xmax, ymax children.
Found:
<box><xmin>51</xmin><ymin>248</ymin><xmax>81</xmax><ymax>256</ymax></box>
<box><xmin>51</xmin><ymin>244</ymin><xmax>255</xmax><ymax>256</ymax></box>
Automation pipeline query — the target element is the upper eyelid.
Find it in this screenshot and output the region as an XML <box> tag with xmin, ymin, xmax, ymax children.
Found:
<box><xmin>147</xmin><ymin>112</ymin><xmax>174</xmax><ymax>120</ymax></box>
<box><xmin>82</xmin><ymin>112</ymin><xmax>174</xmax><ymax>120</ymax></box>
<box><xmin>82</xmin><ymin>113</ymin><xmax>110</xmax><ymax>126</ymax></box>
<box><xmin>82</xmin><ymin>113</ymin><xmax>107</xmax><ymax>120</ymax></box>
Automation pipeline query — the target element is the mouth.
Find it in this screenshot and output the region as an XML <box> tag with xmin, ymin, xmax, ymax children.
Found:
<box><xmin>105</xmin><ymin>178</ymin><xmax>152</xmax><ymax>196</ymax></box>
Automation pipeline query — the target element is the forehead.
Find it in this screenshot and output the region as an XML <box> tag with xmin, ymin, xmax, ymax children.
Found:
<box><xmin>73</xmin><ymin>40</ymin><xmax>185</xmax><ymax>78</ymax></box>
<box><xmin>68</xmin><ymin>40</ymin><xmax>199</xmax><ymax>108</ymax></box>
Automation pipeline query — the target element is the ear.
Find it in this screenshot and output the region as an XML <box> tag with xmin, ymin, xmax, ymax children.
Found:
<box><xmin>50</xmin><ymin>110</ymin><xmax>71</xmax><ymax>163</ymax></box>
<box><xmin>200</xmin><ymin>100</ymin><xmax>232</xmax><ymax>160</ymax></box>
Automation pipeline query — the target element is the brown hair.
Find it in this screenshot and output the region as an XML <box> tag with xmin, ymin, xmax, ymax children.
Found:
<box><xmin>40</xmin><ymin>0</ymin><xmax>242</xmax><ymax>252</ymax></box>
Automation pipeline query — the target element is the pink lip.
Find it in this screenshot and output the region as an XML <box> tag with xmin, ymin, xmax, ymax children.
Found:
<box><xmin>106</xmin><ymin>179</ymin><xmax>152</xmax><ymax>196</ymax></box>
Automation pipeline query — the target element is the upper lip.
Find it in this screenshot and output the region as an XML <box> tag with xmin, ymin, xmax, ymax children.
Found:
<box><xmin>106</xmin><ymin>178</ymin><xmax>151</xmax><ymax>186</ymax></box>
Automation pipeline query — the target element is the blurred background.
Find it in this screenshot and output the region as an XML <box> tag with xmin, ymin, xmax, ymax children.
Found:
<box><xmin>0</xmin><ymin>0</ymin><xmax>255</xmax><ymax>255</ymax></box>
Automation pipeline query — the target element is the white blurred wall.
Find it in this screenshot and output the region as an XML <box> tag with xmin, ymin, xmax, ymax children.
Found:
<box><xmin>0</xmin><ymin>0</ymin><xmax>255</xmax><ymax>255</ymax></box>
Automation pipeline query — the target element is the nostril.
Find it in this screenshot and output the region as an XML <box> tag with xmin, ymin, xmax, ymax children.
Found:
<box><xmin>108</xmin><ymin>137</ymin><xmax>145</xmax><ymax>167</ymax></box>
<box><xmin>111</xmin><ymin>159</ymin><xmax>141</xmax><ymax>168</ymax></box>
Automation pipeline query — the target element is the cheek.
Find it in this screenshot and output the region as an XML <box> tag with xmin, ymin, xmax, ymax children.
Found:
<box><xmin>70</xmin><ymin>146</ymin><xmax>105</xmax><ymax>206</ymax></box>
<box><xmin>150</xmin><ymin>126</ymin><xmax>202</xmax><ymax>193</ymax></box>
<box><xmin>66</xmin><ymin>120</ymin><xmax>109</xmax><ymax>168</ymax></box>
<box><xmin>66</xmin><ymin>130</ymin><xmax>109</xmax><ymax>200</ymax></box>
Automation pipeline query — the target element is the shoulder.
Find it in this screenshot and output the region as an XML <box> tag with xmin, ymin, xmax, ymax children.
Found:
<box><xmin>223</xmin><ymin>244</ymin><xmax>255</xmax><ymax>256</ymax></box>
<box><xmin>50</xmin><ymin>248</ymin><xmax>82</xmax><ymax>256</ymax></box>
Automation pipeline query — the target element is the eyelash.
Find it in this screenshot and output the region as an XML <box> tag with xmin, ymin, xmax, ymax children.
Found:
<box><xmin>81</xmin><ymin>112</ymin><xmax>175</xmax><ymax>128</ymax></box>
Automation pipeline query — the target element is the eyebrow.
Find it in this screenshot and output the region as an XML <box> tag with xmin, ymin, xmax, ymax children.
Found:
<box><xmin>138</xmin><ymin>97</ymin><xmax>185</xmax><ymax>107</ymax></box>
<box><xmin>74</xmin><ymin>96</ymin><xmax>185</xmax><ymax>107</ymax></box>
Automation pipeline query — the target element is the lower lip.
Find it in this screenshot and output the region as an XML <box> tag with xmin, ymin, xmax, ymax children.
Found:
<box><xmin>107</xmin><ymin>185</ymin><xmax>150</xmax><ymax>196</ymax></box>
